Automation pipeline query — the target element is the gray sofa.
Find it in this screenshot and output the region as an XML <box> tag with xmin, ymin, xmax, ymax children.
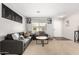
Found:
<box><xmin>0</xmin><ymin>33</ymin><xmax>32</xmax><ymax>55</ymax></box>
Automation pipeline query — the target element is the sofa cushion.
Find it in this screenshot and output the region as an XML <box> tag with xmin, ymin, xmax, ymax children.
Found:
<box><xmin>5</xmin><ymin>34</ymin><xmax>14</xmax><ymax>40</ymax></box>
<box><xmin>19</xmin><ymin>35</ymin><xmax>24</xmax><ymax>40</ymax></box>
<box><xmin>12</xmin><ymin>33</ymin><xmax>20</xmax><ymax>40</ymax></box>
<box><xmin>20</xmin><ymin>38</ymin><xmax>30</xmax><ymax>44</ymax></box>
<box><xmin>27</xmin><ymin>36</ymin><xmax>31</xmax><ymax>39</ymax></box>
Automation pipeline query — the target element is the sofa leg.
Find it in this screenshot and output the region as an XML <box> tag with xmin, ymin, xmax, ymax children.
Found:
<box><xmin>1</xmin><ymin>53</ymin><xmax>5</xmax><ymax>55</ymax></box>
<box><xmin>18</xmin><ymin>53</ymin><xmax>22</xmax><ymax>55</ymax></box>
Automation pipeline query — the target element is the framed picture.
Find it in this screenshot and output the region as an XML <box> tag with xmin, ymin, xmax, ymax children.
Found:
<box><xmin>26</xmin><ymin>17</ymin><xmax>31</xmax><ymax>24</ymax></box>
<box><xmin>47</xmin><ymin>18</ymin><xmax>52</xmax><ymax>24</ymax></box>
<box><xmin>66</xmin><ymin>20</ymin><xmax>70</xmax><ymax>26</ymax></box>
<box><xmin>2</xmin><ymin>3</ymin><xmax>22</xmax><ymax>23</ymax></box>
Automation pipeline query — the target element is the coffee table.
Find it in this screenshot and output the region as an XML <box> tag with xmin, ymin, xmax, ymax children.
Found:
<box><xmin>36</xmin><ymin>36</ymin><xmax>48</xmax><ymax>47</ymax></box>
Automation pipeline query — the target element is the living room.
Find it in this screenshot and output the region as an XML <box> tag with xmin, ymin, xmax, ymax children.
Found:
<box><xmin>1</xmin><ymin>3</ymin><xmax>79</xmax><ymax>55</ymax></box>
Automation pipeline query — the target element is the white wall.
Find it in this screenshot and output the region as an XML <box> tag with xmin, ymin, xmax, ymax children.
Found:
<box><xmin>63</xmin><ymin>13</ymin><xmax>79</xmax><ymax>40</ymax></box>
<box><xmin>26</xmin><ymin>24</ymin><xmax>32</xmax><ymax>32</ymax></box>
<box><xmin>46</xmin><ymin>24</ymin><xmax>53</xmax><ymax>36</ymax></box>
<box><xmin>46</xmin><ymin>18</ymin><xmax>54</xmax><ymax>37</ymax></box>
<box><xmin>53</xmin><ymin>19</ymin><xmax>63</xmax><ymax>37</ymax></box>
<box><xmin>0</xmin><ymin>3</ymin><xmax>26</xmax><ymax>41</ymax></box>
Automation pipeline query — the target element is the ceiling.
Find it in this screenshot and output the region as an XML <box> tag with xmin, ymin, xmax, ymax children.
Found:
<box><xmin>4</xmin><ymin>3</ymin><xmax>79</xmax><ymax>18</ymax></box>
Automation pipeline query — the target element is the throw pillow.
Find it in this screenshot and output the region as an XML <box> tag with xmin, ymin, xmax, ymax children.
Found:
<box><xmin>12</xmin><ymin>33</ymin><xmax>20</xmax><ymax>40</ymax></box>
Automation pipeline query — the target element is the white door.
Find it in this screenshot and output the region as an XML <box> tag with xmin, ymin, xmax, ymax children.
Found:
<box><xmin>53</xmin><ymin>20</ymin><xmax>63</xmax><ymax>37</ymax></box>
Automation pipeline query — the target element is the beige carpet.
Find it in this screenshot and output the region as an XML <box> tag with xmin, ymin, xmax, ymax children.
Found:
<box><xmin>23</xmin><ymin>39</ymin><xmax>79</xmax><ymax>55</ymax></box>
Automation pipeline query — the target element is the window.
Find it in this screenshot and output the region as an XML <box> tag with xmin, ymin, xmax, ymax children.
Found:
<box><xmin>32</xmin><ymin>23</ymin><xmax>46</xmax><ymax>33</ymax></box>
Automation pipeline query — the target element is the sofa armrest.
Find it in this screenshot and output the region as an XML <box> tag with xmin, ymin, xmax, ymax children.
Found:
<box><xmin>0</xmin><ymin>41</ymin><xmax>1</xmax><ymax>52</ymax></box>
<box><xmin>1</xmin><ymin>40</ymin><xmax>24</xmax><ymax>54</ymax></box>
